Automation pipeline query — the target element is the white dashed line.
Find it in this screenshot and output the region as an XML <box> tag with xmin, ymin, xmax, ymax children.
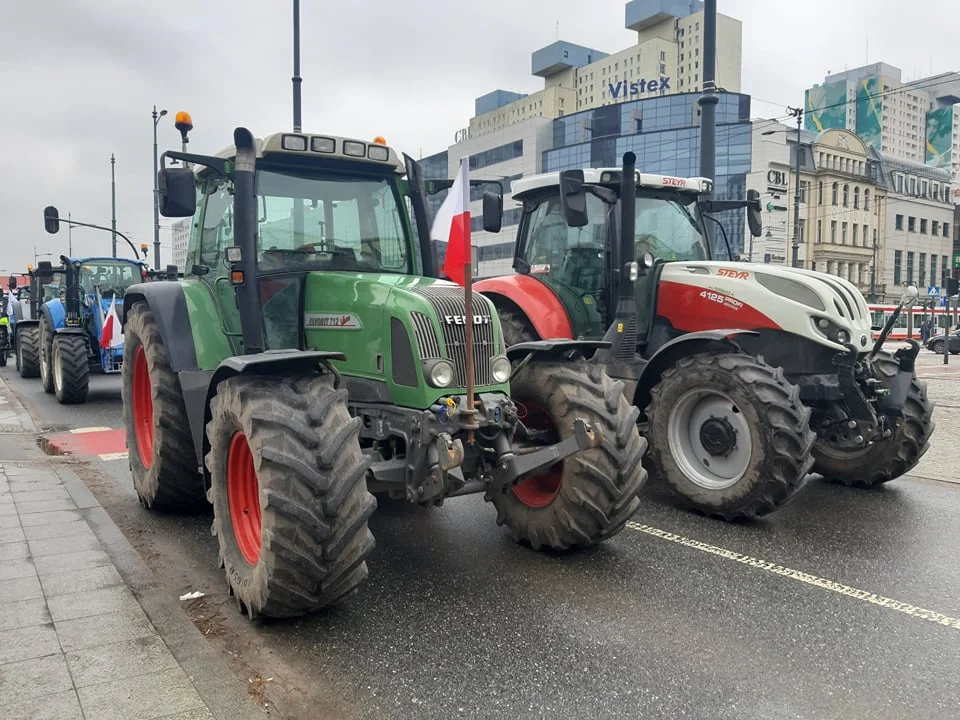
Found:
<box><xmin>627</xmin><ymin>521</ymin><xmax>960</xmax><ymax>632</ymax></box>
<box><xmin>70</xmin><ymin>426</ymin><xmax>113</xmax><ymax>434</ymax></box>
<box><xmin>98</xmin><ymin>452</ymin><xmax>128</xmax><ymax>461</ymax></box>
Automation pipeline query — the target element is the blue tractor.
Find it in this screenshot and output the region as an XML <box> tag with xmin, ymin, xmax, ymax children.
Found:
<box><xmin>38</xmin><ymin>255</ymin><xmax>150</xmax><ymax>404</ymax></box>
<box><xmin>12</xmin><ymin>261</ymin><xmax>65</xmax><ymax>378</ymax></box>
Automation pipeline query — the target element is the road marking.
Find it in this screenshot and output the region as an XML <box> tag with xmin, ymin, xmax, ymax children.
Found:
<box><xmin>99</xmin><ymin>452</ymin><xmax>128</xmax><ymax>461</ymax></box>
<box><xmin>626</xmin><ymin>522</ymin><xmax>960</xmax><ymax>632</ymax></box>
<box><xmin>70</xmin><ymin>426</ymin><xmax>113</xmax><ymax>434</ymax></box>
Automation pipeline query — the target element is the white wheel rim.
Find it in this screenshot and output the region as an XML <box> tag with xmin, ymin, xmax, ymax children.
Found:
<box><xmin>53</xmin><ymin>343</ymin><xmax>62</xmax><ymax>392</ymax></box>
<box><xmin>667</xmin><ymin>388</ymin><xmax>754</xmax><ymax>490</ymax></box>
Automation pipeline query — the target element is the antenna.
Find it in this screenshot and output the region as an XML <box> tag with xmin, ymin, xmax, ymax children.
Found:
<box><xmin>556</xmin><ymin>21</ymin><xmax>559</xmax><ymax>41</ymax></box>
<box><xmin>865</xmin><ymin>37</ymin><xmax>868</xmax><ymax>64</ymax></box>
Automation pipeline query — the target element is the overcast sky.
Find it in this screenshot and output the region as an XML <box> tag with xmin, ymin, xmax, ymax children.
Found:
<box><xmin>0</xmin><ymin>0</ymin><xmax>954</xmax><ymax>273</ymax></box>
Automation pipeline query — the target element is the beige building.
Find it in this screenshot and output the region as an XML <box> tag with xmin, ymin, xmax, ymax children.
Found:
<box><xmin>467</xmin><ymin>0</ymin><xmax>742</xmax><ymax>141</ymax></box>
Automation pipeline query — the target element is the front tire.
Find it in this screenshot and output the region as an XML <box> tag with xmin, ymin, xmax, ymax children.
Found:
<box><xmin>17</xmin><ymin>326</ymin><xmax>40</xmax><ymax>378</ymax></box>
<box><xmin>39</xmin><ymin>317</ymin><xmax>54</xmax><ymax>393</ymax></box>
<box><xmin>122</xmin><ymin>302</ymin><xmax>205</xmax><ymax>511</ymax></box>
<box><xmin>52</xmin><ymin>334</ymin><xmax>89</xmax><ymax>404</ymax></box>
<box><xmin>931</xmin><ymin>340</ymin><xmax>945</xmax><ymax>354</ymax></box>
<box><xmin>812</xmin><ymin>350</ymin><xmax>935</xmax><ymax>487</ymax></box>
<box><xmin>205</xmin><ymin>373</ymin><xmax>376</xmax><ymax>620</ymax></box>
<box><xmin>645</xmin><ymin>352</ymin><xmax>815</xmax><ymax>521</ymax></box>
<box><xmin>487</xmin><ymin>358</ymin><xmax>648</xmax><ymax>550</ymax></box>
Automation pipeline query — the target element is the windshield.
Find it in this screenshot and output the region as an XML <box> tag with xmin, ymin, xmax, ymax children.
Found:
<box><xmin>254</xmin><ymin>168</ymin><xmax>412</xmax><ymax>274</ymax></box>
<box><xmin>634</xmin><ymin>193</ymin><xmax>708</xmax><ymax>262</ymax></box>
<box><xmin>79</xmin><ymin>262</ymin><xmax>140</xmax><ymax>297</ymax></box>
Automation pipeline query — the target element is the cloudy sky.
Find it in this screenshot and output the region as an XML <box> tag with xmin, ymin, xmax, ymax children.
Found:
<box><xmin>0</xmin><ymin>0</ymin><xmax>953</xmax><ymax>273</ymax></box>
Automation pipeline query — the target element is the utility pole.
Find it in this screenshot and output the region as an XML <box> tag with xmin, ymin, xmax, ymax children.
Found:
<box><xmin>152</xmin><ymin>105</ymin><xmax>168</xmax><ymax>270</ymax></box>
<box><xmin>788</xmin><ymin>106</ymin><xmax>803</xmax><ymax>268</ymax></box>
<box><xmin>111</xmin><ymin>154</ymin><xmax>117</xmax><ymax>258</ymax></box>
<box><xmin>68</xmin><ymin>212</ymin><xmax>73</xmax><ymax>257</ymax></box>
<box><xmin>697</xmin><ymin>0</ymin><xmax>718</xmax><ymax>188</ymax></box>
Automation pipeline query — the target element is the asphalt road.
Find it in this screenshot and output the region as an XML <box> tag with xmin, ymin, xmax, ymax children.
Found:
<box><xmin>3</xmin><ymin>360</ymin><xmax>960</xmax><ymax>720</ymax></box>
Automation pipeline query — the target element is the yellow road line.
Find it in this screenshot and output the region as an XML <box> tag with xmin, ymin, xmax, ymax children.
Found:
<box><xmin>626</xmin><ymin>522</ymin><xmax>960</xmax><ymax>632</ymax></box>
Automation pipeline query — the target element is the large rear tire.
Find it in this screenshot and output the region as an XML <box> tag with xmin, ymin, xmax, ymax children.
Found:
<box><xmin>17</xmin><ymin>326</ymin><xmax>39</xmax><ymax>378</ymax></box>
<box><xmin>487</xmin><ymin>359</ymin><xmax>648</xmax><ymax>550</ymax></box>
<box><xmin>205</xmin><ymin>373</ymin><xmax>376</xmax><ymax>620</ymax></box>
<box><xmin>39</xmin><ymin>317</ymin><xmax>54</xmax><ymax>393</ymax></box>
<box><xmin>812</xmin><ymin>350</ymin><xmax>935</xmax><ymax>487</ymax></box>
<box><xmin>122</xmin><ymin>302</ymin><xmax>205</xmax><ymax>511</ymax></box>
<box><xmin>52</xmin><ymin>334</ymin><xmax>89</xmax><ymax>404</ymax></box>
<box><xmin>645</xmin><ymin>352</ymin><xmax>815</xmax><ymax>521</ymax></box>
<box><xmin>496</xmin><ymin>305</ymin><xmax>540</xmax><ymax>349</ymax></box>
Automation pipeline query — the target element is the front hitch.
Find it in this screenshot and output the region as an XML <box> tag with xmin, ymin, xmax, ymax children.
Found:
<box><xmin>876</xmin><ymin>339</ymin><xmax>920</xmax><ymax>417</ymax></box>
<box><xmin>490</xmin><ymin>418</ymin><xmax>598</xmax><ymax>488</ymax></box>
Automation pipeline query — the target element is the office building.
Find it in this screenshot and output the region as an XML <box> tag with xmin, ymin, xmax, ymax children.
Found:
<box><xmin>171</xmin><ymin>219</ymin><xmax>191</xmax><ymax>271</ymax></box>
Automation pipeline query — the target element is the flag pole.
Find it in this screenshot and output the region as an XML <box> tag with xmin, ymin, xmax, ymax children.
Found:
<box><xmin>464</xmin><ymin>252</ymin><xmax>476</xmax><ymax>445</ymax></box>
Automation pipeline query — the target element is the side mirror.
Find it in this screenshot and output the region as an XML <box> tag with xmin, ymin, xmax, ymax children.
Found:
<box><xmin>746</xmin><ymin>189</ymin><xmax>762</xmax><ymax>238</ymax></box>
<box><xmin>7</xmin><ymin>276</ymin><xmax>16</xmax><ymax>290</ymax></box>
<box><xmin>37</xmin><ymin>261</ymin><xmax>54</xmax><ymax>282</ymax></box>
<box><xmin>472</xmin><ymin>246</ymin><xmax>479</xmax><ymax>277</ymax></box>
<box><xmin>558</xmin><ymin>169</ymin><xmax>588</xmax><ymax>228</ymax></box>
<box><xmin>482</xmin><ymin>190</ymin><xmax>502</xmax><ymax>233</ymax></box>
<box><xmin>43</xmin><ymin>206</ymin><xmax>60</xmax><ymax>234</ymax></box>
<box><xmin>166</xmin><ymin>264</ymin><xmax>179</xmax><ymax>280</ymax></box>
<box><xmin>158</xmin><ymin>167</ymin><xmax>197</xmax><ymax>218</ymax></box>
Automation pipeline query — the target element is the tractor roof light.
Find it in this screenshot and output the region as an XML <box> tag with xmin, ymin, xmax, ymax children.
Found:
<box><xmin>175</xmin><ymin>111</ymin><xmax>193</xmax><ymax>133</ymax></box>
<box><xmin>281</xmin><ymin>134</ymin><xmax>308</xmax><ymax>151</ymax></box>
<box><xmin>372</xmin><ymin>136</ymin><xmax>387</xmax><ymax>146</ymax></box>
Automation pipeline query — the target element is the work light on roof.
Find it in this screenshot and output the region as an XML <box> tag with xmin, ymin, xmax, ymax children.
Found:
<box><xmin>368</xmin><ymin>145</ymin><xmax>389</xmax><ymax>162</ymax></box>
<box><xmin>342</xmin><ymin>141</ymin><xmax>365</xmax><ymax>157</ymax></box>
<box><xmin>311</xmin><ymin>137</ymin><xmax>335</xmax><ymax>153</ymax></box>
<box><xmin>281</xmin><ymin>134</ymin><xmax>308</xmax><ymax>151</ymax></box>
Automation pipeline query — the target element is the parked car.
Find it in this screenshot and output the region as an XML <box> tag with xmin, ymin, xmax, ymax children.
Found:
<box><xmin>925</xmin><ymin>329</ymin><xmax>960</xmax><ymax>354</ymax></box>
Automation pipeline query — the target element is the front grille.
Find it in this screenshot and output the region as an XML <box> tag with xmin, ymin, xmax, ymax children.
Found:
<box><xmin>815</xmin><ymin>275</ymin><xmax>865</xmax><ymax>321</ymax></box>
<box><xmin>411</xmin><ymin>286</ymin><xmax>495</xmax><ymax>387</ymax></box>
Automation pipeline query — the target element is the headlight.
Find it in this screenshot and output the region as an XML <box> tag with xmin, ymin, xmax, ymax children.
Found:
<box><xmin>811</xmin><ymin>316</ymin><xmax>852</xmax><ymax>346</ymax></box>
<box><xmin>426</xmin><ymin>359</ymin><xmax>455</xmax><ymax>388</ymax></box>
<box><xmin>490</xmin><ymin>356</ymin><xmax>511</xmax><ymax>384</ymax></box>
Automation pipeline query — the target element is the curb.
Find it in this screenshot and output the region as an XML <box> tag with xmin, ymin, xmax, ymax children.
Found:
<box><xmin>57</xmin><ymin>465</ymin><xmax>267</xmax><ymax>720</ymax></box>
<box><xmin>0</xmin><ymin>371</ymin><xmax>37</xmax><ymax>433</ymax></box>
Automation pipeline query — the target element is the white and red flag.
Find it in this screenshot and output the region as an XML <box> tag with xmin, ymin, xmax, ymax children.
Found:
<box><xmin>100</xmin><ymin>296</ymin><xmax>123</xmax><ymax>350</ymax></box>
<box><xmin>430</xmin><ymin>159</ymin><xmax>471</xmax><ymax>286</ymax></box>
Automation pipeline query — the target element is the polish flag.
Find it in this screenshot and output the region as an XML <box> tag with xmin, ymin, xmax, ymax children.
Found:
<box><xmin>100</xmin><ymin>297</ymin><xmax>123</xmax><ymax>349</ymax></box>
<box><xmin>430</xmin><ymin>159</ymin><xmax>471</xmax><ymax>286</ymax></box>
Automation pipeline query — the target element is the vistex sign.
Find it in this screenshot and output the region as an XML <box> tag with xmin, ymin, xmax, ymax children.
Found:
<box><xmin>608</xmin><ymin>77</ymin><xmax>671</xmax><ymax>99</ymax></box>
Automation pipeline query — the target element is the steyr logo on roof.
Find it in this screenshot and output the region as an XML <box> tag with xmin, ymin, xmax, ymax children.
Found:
<box><xmin>444</xmin><ymin>315</ymin><xmax>491</xmax><ymax>326</ymax></box>
<box><xmin>305</xmin><ymin>313</ymin><xmax>362</xmax><ymax>329</ymax></box>
<box><xmin>608</xmin><ymin>77</ymin><xmax>671</xmax><ymax>99</ymax></box>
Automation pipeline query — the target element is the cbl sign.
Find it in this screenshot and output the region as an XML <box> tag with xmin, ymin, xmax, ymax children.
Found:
<box><xmin>608</xmin><ymin>77</ymin><xmax>671</xmax><ymax>99</ymax></box>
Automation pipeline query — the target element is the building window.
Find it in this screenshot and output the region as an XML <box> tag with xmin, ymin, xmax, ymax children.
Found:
<box><xmin>853</xmin><ymin>224</ymin><xmax>859</xmax><ymax>246</ymax></box>
<box><xmin>909</xmin><ymin>177</ymin><xmax>917</xmax><ymax>195</ymax></box>
<box><xmin>894</xmin><ymin>250</ymin><xmax>902</xmax><ymax>286</ymax></box>
<box><xmin>921</xmin><ymin>179</ymin><xmax>928</xmax><ymax>197</ymax></box>
<box><xmin>854</xmin><ymin>186</ymin><xmax>860</xmax><ymax>209</ymax></box>
<box><xmin>799</xmin><ymin>181</ymin><xmax>808</xmax><ymax>203</ymax></box>
<box><xmin>931</xmin><ymin>255</ymin><xmax>938</xmax><ymax>287</ymax></box>
<box><xmin>799</xmin><ymin>219</ymin><xmax>806</xmax><ymax>243</ymax></box>
<box><xmin>919</xmin><ymin>253</ymin><xmax>926</xmax><ymax>287</ymax></box>
<box><xmin>933</xmin><ymin>220</ymin><xmax>940</xmax><ymax>235</ymax></box>
<box><xmin>842</xmin><ymin>222</ymin><xmax>848</xmax><ymax>244</ymax></box>
<box><xmin>818</xmin><ymin>181</ymin><xmax>824</xmax><ymax>205</ymax></box>
<box><xmin>944</xmin><ymin>222</ymin><xmax>951</xmax><ymax>238</ymax></box>
<box><xmin>862</xmin><ymin>224</ymin><xmax>868</xmax><ymax>247</ymax></box>
<box><xmin>468</xmin><ymin>140</ymin><xmax>524</xmax><ymax>171</ymax></box>
<box><xmin>831</xmin><ymin>220</ymin><xmax>837</xmax><ymax>243</ymax></box>
<box><xmin>896</xmin><ymin>214</ymin><xmax>904</xmax><ymax>230</ymax></box>
<box><xmin>832</xmin><ymin>182</ymin><xmax>838</xmax><ymax>205</ymax></box>
<box><xmin>826</xmin><ymin>260</ymin><xmax>834</xmax><ymax>274</ymax></box>
<box><xmin>864</xmin><ymin>189</ymin><xmax>870</xmax><ymax>211</ymax></box>
<box><xmin>921</xmin><ymin>218</ymin><xmax>928</xmax><ymax>234</ymax></box>
<box><xmin>907</xmin><ymin>251</ymin><xmax>915</xmax><ymax>284</ymax></box>
<box><xmin>817</xmin><ymin>220</ymin><xmax>822</xmax><ymax>243</ymax></box>
<box><xmin>908</xmin><ymin>216</ymin><xmax>916</xmax><ymax>232</ymax></box>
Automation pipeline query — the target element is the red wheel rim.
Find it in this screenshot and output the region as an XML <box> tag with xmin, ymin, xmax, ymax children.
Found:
<box><xmin>512</xmin><ymin>400</ymin><xmax>563</xmax><ymax>508</ymax></box>
<box><xmin>132</xmin><ymin>346</ymin><xmax>154</xmax><ymax>469</ymax></box>
<box><xmin>227</xmin><ymin>432</ymin><xmax>261</xmax><ymax>565</ymax></box>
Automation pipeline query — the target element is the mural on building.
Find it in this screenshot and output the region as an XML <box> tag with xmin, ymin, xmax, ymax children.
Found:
<box><xmin>855</xmin><ymin>76</ymin><xmax>883</xmax><ymax>151</ymax></box>
<box><xmin>925</xmin><ymin>106</ymin><xmax>954</xmax><ymax>169</ymax></box>
<box><xmin>804</xmin><ymin>80</ymin><xmax>846</xmax><ymax>133</ymax></box>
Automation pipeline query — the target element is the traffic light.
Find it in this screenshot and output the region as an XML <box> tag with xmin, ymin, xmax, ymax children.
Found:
<box><xmin>43</xmin><ymin>206</ymin><xmax>60</xmax><ymax>234</ymax></box>
<box><xmin>947</xmin><ymin>277</ymin><xmax>959</xmax><ymax>296</ymax></box>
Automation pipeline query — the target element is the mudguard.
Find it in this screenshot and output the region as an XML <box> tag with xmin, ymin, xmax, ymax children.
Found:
<box><xmin>506</xmin><ymin>339</ymin><xmax>611</xmax><ymax>363</ymax></box>
<box><xmin>41</xmin><ymin>300</ymin><xmax>66</xmax><ymax>331</ymax></box>
<box><xmin>634</xmin><ymin>329</ymin><xmax>758</xmax><ymax>411</ymax></box>
<box><xmin>123</xmin><ymin>282</ymin><xmax>198</xmax><ymax>372</ymax></box>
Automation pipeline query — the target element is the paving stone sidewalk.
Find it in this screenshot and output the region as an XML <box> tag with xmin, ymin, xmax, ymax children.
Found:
<box><xmin>0</xmin><ymin>375</ymin><xmax>264</xmax><ymax>720</ymax></box>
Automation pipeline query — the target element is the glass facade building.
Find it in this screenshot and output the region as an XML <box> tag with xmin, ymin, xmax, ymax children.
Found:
<box><xmin>543</xmin><ymin>91</ymin><xmax>753</xmax><ymax>257</ymax></box>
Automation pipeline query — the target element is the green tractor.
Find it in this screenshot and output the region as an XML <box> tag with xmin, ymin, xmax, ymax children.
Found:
<box><xmin>124</xmin><ymin>127</ymin><xmax>648</xmax><ymax>620</ymax></box>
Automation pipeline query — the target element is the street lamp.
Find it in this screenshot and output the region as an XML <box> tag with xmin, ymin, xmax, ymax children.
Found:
<box><xmin>152</xmin><ymin>106</ymin><xmax>168</xmax><ymax>270</ymax></box>
<box><xmin>762</xmin><ymin>108</ymin><xmax>804</xmax><ymax>268</ymax></box>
